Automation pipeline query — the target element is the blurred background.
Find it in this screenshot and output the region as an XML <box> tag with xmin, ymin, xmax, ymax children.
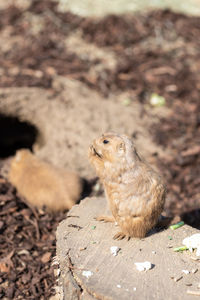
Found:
<box><xmin>0</xmin><ymin>0</ymin><xmax>199</xmax><ymax>298</ymax></box>
<box><xmin>57</xmin><ymin>0</ymin><xmax>200</xmax><ymax>16</ymax></box>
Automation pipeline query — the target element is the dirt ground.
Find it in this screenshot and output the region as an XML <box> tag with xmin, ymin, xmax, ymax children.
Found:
<box><xmin>0</xmin><ymin>0</ymin><xmax>199</xmax><ymax>299</ymax></box>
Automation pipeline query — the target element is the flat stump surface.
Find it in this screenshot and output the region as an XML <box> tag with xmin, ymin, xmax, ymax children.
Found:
<box><xmin>56</xmin><ymin>197</ymin><xmax>200</xmax><ymax>300</ymax></box>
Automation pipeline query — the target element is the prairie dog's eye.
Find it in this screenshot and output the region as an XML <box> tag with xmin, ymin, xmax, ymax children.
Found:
<box><xmin>103</xmin><ymin>139</ymin><xmax>109</xmax><ymax>144</ymax></box>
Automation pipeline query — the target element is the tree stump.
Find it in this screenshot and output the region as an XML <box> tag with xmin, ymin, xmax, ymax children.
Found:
<box><xmin>56</xmin><ymin>197</ymin><xmax>200</xmax><ymax>300</ymax></box>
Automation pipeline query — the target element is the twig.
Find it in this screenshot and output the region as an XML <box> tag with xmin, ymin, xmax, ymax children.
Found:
<box><xmin>26</xmin><ymin>218</ymin><xmax>40</xmax><ymax>240</ymax></box>
<box><xmin>67</xmin><ymin>251</ymin><xmax>84</xmax><ymax>271</ymax></box>
<box><xmin>20</xmin><ymin>196</ymin><xmax>39</xmax><ymax>220</ymax></box>
<box><xmin>68</xmin><ymin>224</ymin><xmax>83</xmax><ymax>230</ymax></box>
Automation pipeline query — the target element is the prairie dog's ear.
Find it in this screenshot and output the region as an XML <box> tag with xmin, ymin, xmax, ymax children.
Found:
<box><xmin>117</xmin><ymin>141</ymin><xmax>125</xmax><ymax>154</ymax></box>
<box><xmin>15</xmin><ymin>150</ymin><xmax>23</xmax><ymax>162</ymax></box>
<box><xmin>15</xmin><ymin>149</ymin><xmax>30</xmax><ymax>162</ymax></box>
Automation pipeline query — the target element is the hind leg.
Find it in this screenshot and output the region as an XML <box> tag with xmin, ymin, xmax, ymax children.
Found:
<box><xmin>119</xmin><ymin>216</ymin><xmax>150</xmax><ymax>239</ymax></box>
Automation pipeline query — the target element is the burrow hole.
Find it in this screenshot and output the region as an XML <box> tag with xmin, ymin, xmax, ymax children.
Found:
<box><xmin>0</xmin><ymin>114</ymin><xmax>38</xmax><ymax>158</ymax></box>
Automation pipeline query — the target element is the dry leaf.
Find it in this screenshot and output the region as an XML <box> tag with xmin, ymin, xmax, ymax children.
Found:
<box><xmin>0</xmin><ymin>262</ymin><xmax>9</xmax><ymax>273</ymax></box>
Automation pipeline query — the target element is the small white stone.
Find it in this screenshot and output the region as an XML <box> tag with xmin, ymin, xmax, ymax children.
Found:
<box><xmin>110</xmin><ymin>246</ymin><xmax>120</xmax><ymax>256</ymax></box>
<box><xmin>117</xmin><ymin>284</ymin><xmax>121</xmax><ymax>288</ymax></box>
<box><xmin>133</xmin><ymin>287</ymin><xmax>137</xmax><ymax>291</ymax></box>
<box><xmin>182</xmin><ymin>270</ymin><xmax>190</xmax><ymax>275</ymax></box>
<box><xmin>51</xmin><ymin>256</ymin><xmax>59</xmax><ymax>266</ymax></box>
<box><xmin>152</xmin><ymin>251</ymin><xmax>156</xmax><ymax>254</ymax></box>
<box><xmin>135</xmin><ymin>261</ymin><xmax>152</xmax><ymax>271</ymax></box>
<box><xmin>82</xmin><ymin>270</ymin><xmax>93</xmax><ymax>278</ymax></box>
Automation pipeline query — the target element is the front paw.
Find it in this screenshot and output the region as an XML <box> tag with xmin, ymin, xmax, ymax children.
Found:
<box><xmin>113</xmin><ymin>232</ymin><xmax>131</xmax><ymax>240</ymax></box>
<box><xmin>113</xmin><ymin>231</ymin><xmax>126</xmax><ymax>240</ymax></box>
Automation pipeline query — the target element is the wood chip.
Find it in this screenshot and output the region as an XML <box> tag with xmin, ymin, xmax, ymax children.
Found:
<box><xmin>0</xmin><ymin>262</ymin><xmax>9</xmax><ymax>273</ymax></box>
<box><xmin>187</xmin><ymin>290</ymin><xmax>200</xmax><ymax>296</ymax></box>
<box><xmin>174</xmin><ymin>276</ymin><xmax>183</xmax><ymax>282</ymax></box>
<box><xmin>191</xmin><ymin>257</ymin><xmax>200</xmax><ymax>261</ymax></box>
<box><xmin>41</xmin><ymin>252</ymin><xmax>52</xmax><ymax>264</ymax></box>
<box><xmin>181</xmin><ymin>146</ymin><xmax>200</xmax><ymax>157</ymax></box>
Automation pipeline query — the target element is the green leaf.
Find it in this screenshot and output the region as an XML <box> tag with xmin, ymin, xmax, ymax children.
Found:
<box><xmin>173</xmin><ymin>246</ymin><xmax>188</xmax><ymax>252</ymax></box>
<box><xmin>170</xmin><ymin>221</ymin><xmax>184</xmax><ymax>230</ymax></box>
<box><xmin>150</xmin><ymin>93</ymin><xmax>166</xmax><ymax>107</ymax></box>
<box><xmin>122</xmin><ymin>98</ymin><xmax>131</xmax><ymax>106</ymax></box>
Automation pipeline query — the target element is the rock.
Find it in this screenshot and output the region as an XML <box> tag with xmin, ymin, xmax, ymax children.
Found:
<box><xmin>0</xmin><ymin>83</ymin><xmax>166</xmax><ymax>178</ymax></box>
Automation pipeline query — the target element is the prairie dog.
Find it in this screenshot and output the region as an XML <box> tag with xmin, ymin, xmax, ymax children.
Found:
<box><xmin>89</xmin><ymin>132</ymin><xmax>166</xmax><ymax>239</ymax></box>
<box><xmin>8</xmin><ymin>149</ymin><xmax>83</xmax><ymax>211</ymax></box>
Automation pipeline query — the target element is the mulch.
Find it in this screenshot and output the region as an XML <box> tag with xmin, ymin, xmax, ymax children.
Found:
<box><xmin>0</xmin><ymin>0</ymin><xmax>199</xmax><ymax>298</ymax></box>
<box><xmin>0</xmin><ymin>173</ymin><xmax>65</xmax><ymax>299</ymax></box>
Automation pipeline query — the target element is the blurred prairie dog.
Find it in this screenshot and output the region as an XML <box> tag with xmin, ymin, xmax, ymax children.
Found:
<box><xmin>89</xmin><ymin>132</ymin><xmax>166</xmax><ymax>240</ymax></box>
<box><xmin>9</xmin><ymin>149</ymin><xmax>83</xmax><ymax>211</ymax></box>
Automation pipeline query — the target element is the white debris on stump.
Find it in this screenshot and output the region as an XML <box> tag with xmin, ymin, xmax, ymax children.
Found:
<box><xmin>134</xmin><ymin>261</ymin><xmax>153</xmax><ymax>272</ymax></box>
<box><xmin>182</xmin><ymin>270</ymin><xmax>190</xmax><ymax>275</ymax></box>
<box><xmin>182</xmin><ymin>233</ymin><xmax>200</xmax><ymax>256</ymax></box>
<box><xmin>110</xmin><ymin>246</ymin><xmax>120</xmax><ymax>256</ymax></box>
<box><xmin>82</xmin><ymin>270</ymin><xmax>93</xmax><ymax>278</ymax></box>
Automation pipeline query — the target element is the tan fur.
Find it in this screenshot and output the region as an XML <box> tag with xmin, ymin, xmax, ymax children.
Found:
<box><xmin>89</xmin><ymin>132</ymin><xmax>166</xmax><ymax>239</ymax></box>
<box><xmin>8</xmin><ymin>149</ymin><xmax>83</xmax><ymax>211</ymax></box>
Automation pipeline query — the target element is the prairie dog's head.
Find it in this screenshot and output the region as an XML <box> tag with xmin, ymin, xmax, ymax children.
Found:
<box><xmin>89</xmin><ymin>132</ymin><xmax>140</xmax><ymax>175</ymax></box>
<box><xmin>14</xmin><ymin>149</ymin><xmax>32</xmax><ymax>161</ymax></box>
<box><xmin>10</xmin><ymin>149</ymin><xmax>33</xmax><ymax>168</ymax></box>
<box><xmin>8</xmin><ymin>149</ymin><xmax>33</xmax><ymax>182</ymax></box>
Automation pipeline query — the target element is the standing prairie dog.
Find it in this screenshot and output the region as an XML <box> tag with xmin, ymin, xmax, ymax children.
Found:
<box><xmin>89</xmin><ymin>132</ymin><xmax>166</xmax><ymax>240</ymax></box>
<box><xmin>8</xmin><ymin>149</ymin><xmax>83</xmax><ymax>212</ymax></box>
